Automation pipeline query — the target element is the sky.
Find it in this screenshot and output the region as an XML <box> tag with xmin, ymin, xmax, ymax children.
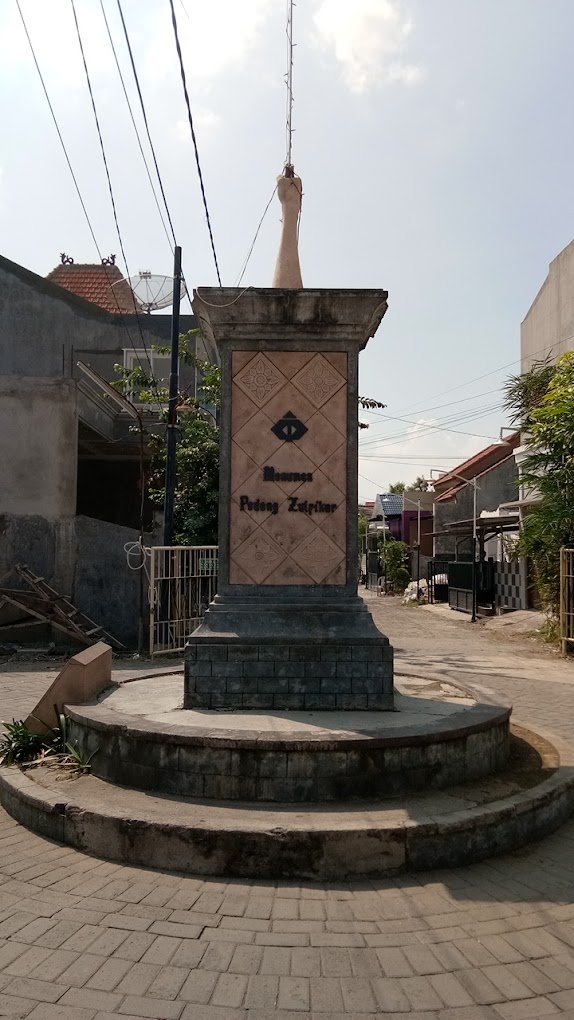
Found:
<box><xmin>2</xmin><ymin>0</ymin><xmax>574</xmax><ymax>500</ymax></box>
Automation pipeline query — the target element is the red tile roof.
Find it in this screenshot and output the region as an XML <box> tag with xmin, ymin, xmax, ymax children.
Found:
<box><xmin>46</xmin><ymin>259</ymin><xmax>141</xmax><ymax>314</ymax></box>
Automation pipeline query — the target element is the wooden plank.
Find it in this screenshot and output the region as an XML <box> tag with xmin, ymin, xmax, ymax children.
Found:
<box><xmin>6</xmin><ymin>565</ymin><xmax>125</xmax><ymax>650</ymax></box>
<box><xmin>0</xmin><ymin>618</ymin><xmax>45</xmax><ymax>631</ymax></box>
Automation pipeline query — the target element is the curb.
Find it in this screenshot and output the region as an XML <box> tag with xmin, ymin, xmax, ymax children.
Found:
<box><xmin>2</xmin><ymin>734</ymin><xmax>574</xmax><ymax>879</ymax></box>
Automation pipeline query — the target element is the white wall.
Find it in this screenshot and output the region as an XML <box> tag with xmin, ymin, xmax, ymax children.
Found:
<box><xmin>521</xmin><ymin>238</ymin><xmax>574</xmax><ymax>372</ymax></box>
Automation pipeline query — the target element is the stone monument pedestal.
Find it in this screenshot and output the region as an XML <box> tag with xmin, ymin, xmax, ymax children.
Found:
<box><xmin>184</xmin><ymin>288</ymin><xmax>394</xmax><ymax>710</ymax></box>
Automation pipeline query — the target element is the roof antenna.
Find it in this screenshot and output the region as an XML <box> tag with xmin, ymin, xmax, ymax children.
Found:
<box><xmin>272</xmin><ymin>0</ymin><xmax>303</xmax><ymax>288</ymax></box>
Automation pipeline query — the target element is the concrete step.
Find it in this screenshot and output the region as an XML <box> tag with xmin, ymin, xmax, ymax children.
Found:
<box><xmin>65</xmin><ymin>673</ymin><xmax>512</xmax><ymax>802</ymax></box>
<box><xmin>1</xmin><ymin>723</ymin><xmax>573</xmax><ymax>880</ymax></box>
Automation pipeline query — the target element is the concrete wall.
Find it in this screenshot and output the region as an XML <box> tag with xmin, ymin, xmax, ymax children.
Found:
<box><xmin>0</xmin><ymin>513</ymin><xmax>149</xmax><ymax>647</ymax></box>
<box><xmin>0</xmin><ymin>255</ymin><xmax>202</xmax><ymax>384</ymax></box>
<box><xmin>434</xmin><ymin>458</ymin><xmax>519</xmax><ymax>559</ymax></box>
<box><xmin>0</xmin><ymin>377</ymin><xmax>77</xmax><ymax>518</ymax></box>
<box><xmin>521</xmin><ymin>238</ymin><xmax>574</xmax><ymax>372</ymax></box>
<box><xmin>0</xmin><ymin>256</ymin><xmax>209</xmax><ymax>645</ymax></box>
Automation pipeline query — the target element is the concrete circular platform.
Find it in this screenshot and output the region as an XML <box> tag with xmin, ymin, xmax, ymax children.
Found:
<box><xmin>64</xmin><ymin>674</ymin><xmax>511</xmax><ymax>802</ymax></box>
<box><xmin>1</xmin><ymin>722</ymin><xmax>573</xmax><ymax>879</ymax></box>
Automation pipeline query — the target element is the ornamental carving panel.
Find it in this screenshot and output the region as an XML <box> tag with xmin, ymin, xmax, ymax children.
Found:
<box><xmin>235</xmin><ymin>355</ymin><xmax>286</xmax><ymax>407</ymax></box>
<box><xmin>291</xmin><ymin>353</ymin><xmax>345</xmax><ymax>408</ymax></box>
<box><xmin>229</xmin><ymin>351</ymin><xmax>347</xmax><ymax>586</ymax></box>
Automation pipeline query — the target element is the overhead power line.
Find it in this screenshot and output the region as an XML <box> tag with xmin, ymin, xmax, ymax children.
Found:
<box><xmin>114</xmin><ymin>0</ymin><xmax>178</xmax><ymax>249</ymax></box>
<box><xmin>358</xmin><ymin>386</ymin><xmax>502</xmax><ymax>436</ymax></box>
<box><xmin>235</xmin><ymin>185</ymin><xmax>278</xmax><ymax>286</ymax></box>
<box><xmin>167</xmin><ymin>0</ymin><xmax>222</xmax><ymax>286</ymax></box>
<box><xmin>15</xmin><ymin>0</ymin><xmax>99</xmax><ymax>256</ymax></box>
<box><xmin>16</xmin><ymin>0</ymin><xmax>158</xmax><ymax>393</ymax></box>
<box><xmin>99</xmin><ymin>0</ymin><xmax>174</xmax><ymax>251</ymax></box>
<box><xmin>70</xmin><ymin>0</ymin><xmax>164</xmax><ymax>407</ymax></box>
<box><xmin>359</xmin><ymin>402</ymin><xmax>503</xmax><ymax>450</ymax></box>
<box><xmin>384</xmin><ymin>335</ymin><xmax>574</xmax><ymax>423</ymax></box>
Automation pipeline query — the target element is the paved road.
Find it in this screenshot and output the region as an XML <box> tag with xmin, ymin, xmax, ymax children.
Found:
<box><xmin>1</xmin><ymin>598</ymin><xmax>574</xmax><ymax>1019</ymax></box>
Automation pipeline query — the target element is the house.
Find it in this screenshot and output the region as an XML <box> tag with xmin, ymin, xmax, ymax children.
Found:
<box><xmin>516</xmin><ymin>239</ymin><xmax>574</xmax><ymax>499</ymax></box>
<box><xmin>371</xmin><ymin>491</ymin><xmax>433</xmax><ymax>554</ymax></box>
<box><xmin>358</xmin><ymin>500</ymin><xmax>375</xmax><ymax>520</ymax></box>
<box><xmin>46</xmin><ymin>254</ymin><xmax>142</xmax><ymax>314</ymax></box>
<box><xmin>432</xmin><ymin>435</ymin><xmax>521</xmax><ymax>561</ymax></box>
<box><xmin>521</xmin><ymin>238</ymin><xmax>574</xmax><ymax>374</ymax></box>
<box><xmin>0</xmin><ymin>252</ymin><xmax>216</xmax><ymax>646</ymax></box>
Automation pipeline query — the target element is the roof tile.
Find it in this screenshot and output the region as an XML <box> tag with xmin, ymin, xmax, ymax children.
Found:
<box><xmin>46</xmin><ymin>262</ymin><xmax>141</xmax><ymax>314</ymax></box>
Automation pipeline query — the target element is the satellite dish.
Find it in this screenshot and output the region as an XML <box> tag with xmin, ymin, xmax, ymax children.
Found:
<box><xmin>114</xmin><ymin>271</ymin><xmax>188</xmax><ymax>313</ymax></box>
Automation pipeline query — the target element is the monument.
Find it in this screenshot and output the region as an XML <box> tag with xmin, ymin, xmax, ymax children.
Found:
<box><xmin>184</xmin><ymin>169</ymin><xmax>394</xmax><ymax>711</ymax></box>
<box><xmin>3</xmin><ymin>167</ymin><xmax>573</xmax><ymax>879</ymax></box>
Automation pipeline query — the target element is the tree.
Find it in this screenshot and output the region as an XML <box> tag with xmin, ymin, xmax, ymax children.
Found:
<box><xmin>116</xmin><ymin>335</ymin><xmax>387</xmax><ymax>546</ymax></box>
<box><xmin>389</xmin><ymin>481</ymin><xmax>406</xmax><ymax>494</ymax></box>
<box><xmin>115</xmin><ymin>331</ymin><xmax>220</xmax><ymax>546</ymax></box>
<box><xmin>505</xmin><ymin>357</ymin><xmax>556</xmax><ymax>429</ymax></box>
<box><xmin>505</xmin><ymin>352</ymin><xmax>574</xmax><ymax>617</ymax></box>
<box><xmin>358</xmin><ymin>395</ymin><xmax>386</xmax><ymax>429</ymax></box>
<box><xmin>412</xmin><ymin>476</ymin><xmax>429</xmax><ymax>492</ymax></box>
<box><xmin>377</xmin><ymin>533</ymin><xmax>411</xmax><ymax>592</ymax></box>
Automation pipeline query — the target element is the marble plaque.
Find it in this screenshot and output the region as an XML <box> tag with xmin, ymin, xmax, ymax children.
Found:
<box><xmin>229</xmin><ymin>351</ymin><xmax>347</xmax><ymax>585</ymax></box>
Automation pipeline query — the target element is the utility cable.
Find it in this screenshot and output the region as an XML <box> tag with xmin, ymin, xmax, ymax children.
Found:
<box><xmin>235</xmin><ymin>185</ymin><xmax>278</xmax><ymax>286</ymax></box>
<box><xmin>115</xmin><ymin>0</ymin><xmax>178</xmax><ymax>248</ymax></box>
<box><xmin>70</xmin><ymin>0</ymin><xmax>164</xmax><ymax>408</ymax></box>
<box><xmin>16</xmin><ymin>0</ymin><xmax>156</xmax><ymax>395</ymax></box>
<box><xmin>167</xmin><ymin>0</ymin><xmax>222</xmax><ymax>286</ymax></box>
<box><xmin>361</xmin><ymin>399</ymin><xmax>502</xmax><ymax>432</ymax></box>
<box><xmin>113</xmin><ymin>0</ymin><xmax>194</xmax><ymax>312</ymax></box>
<box><xmin>358</xmin><ymin>386</ymin><xmax>502</xmax><ymax>436</ymax></box>
<box><xmin>359</xmin><ymin>402</ymin><xmax>503</xmax><ymax>449</ymax></box>
<box><xmin>15</xmin><ymin>0</ymin><xmax>100</xmax><ymax>257</ymax></box>
<box><xmin>99</xmin><ymin>0</ymin><xmax>174</xmax><ymax>251</ymax></box>
<box><xmin>385</xmin><ymin>335</ymin><xmax>574</xmax><ymax>422</ymax></box>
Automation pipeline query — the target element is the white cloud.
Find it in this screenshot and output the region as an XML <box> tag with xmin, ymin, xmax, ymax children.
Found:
<box><xmin>358</xmin><ymin>415</ymin><xmax>485</xmax><ymax>498</ymax></box>
<box><xmin>0</xmin><ymin>1</ymin><xmax>114</xmax><ymax>89</ymax></box>
<box><xmin>2</xmin><ymin>1</ymin><xmax>274</xmax><ymax>91</ymax></box>
<box><xmin>313</xmin><ymin>0</ymin><xmax>423</xmax><ymax>93</ymax></box>
<box><xmin>145</xmin><ymin>0</ymin><xmax>274</xmax><ymax>82</ymax></box>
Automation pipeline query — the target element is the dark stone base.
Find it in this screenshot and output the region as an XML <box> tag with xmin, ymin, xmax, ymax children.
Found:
<box><xmin>65</xmin><ymin>696</ymin><xmax>510</xmax><ymax>802</ymax></box>
<box><xmin>185</xmin><ymin>640</ymin><xmax>394</xmax><ymax>711</ymax></box>
<box><xmin>184</xmin><ymin>594</ymin><xmax>395</xmax><ymax>710</ymax></box>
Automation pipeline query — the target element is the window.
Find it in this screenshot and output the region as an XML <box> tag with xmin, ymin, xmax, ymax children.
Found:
<box><xmin>123</xmin><ymin>349</ymin><xmax>171</xmax><ymax>404</ymax></box>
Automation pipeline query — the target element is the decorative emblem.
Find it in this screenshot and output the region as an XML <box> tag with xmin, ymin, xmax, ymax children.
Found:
<box><xmin>295</xmin><ymin>358</ymin><xmax>340</xmax><ymax>403</ymax></box>
<box><xmin>239</xmin><ymin>357</ymin><xmax>282</xmax><ymax>402</ymax></box>
<box><xmin>270</xmin><ymin>411</ymin><xmax>308</xmax><ymax>443</ymax></box>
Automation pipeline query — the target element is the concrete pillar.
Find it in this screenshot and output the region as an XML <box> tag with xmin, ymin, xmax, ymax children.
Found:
<box><xmin>185</xmin><ymin>288</ymin><xmax>394</xmax><ymax>711</ymax></box>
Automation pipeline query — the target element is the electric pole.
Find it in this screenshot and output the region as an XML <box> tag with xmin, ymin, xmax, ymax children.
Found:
<box><xmin>163</xmin><ymin>245</ymin><xmax>182</xmax><ymax>546</ymax></box>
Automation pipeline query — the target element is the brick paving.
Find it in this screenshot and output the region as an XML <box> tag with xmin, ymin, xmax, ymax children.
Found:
<box><xmin>0</xmin><ymin>597</ymin><xmax>573</xmax><ymax>1017</ymax></box>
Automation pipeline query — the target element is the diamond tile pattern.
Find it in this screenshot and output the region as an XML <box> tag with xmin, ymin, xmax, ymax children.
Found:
<box><xmin>291</xmin><ymin>353</ymin><xmax>345</xmax><ymax>409</ymax></box>
<box><xmin>229</xmin><ymin>351</ymin><xmax>348</xmax><ymax>586</ymax></box>
<box><xmin>234</xmin><ymin>354</ymin><xmax>286</xmax><ymax>407</ymax></box>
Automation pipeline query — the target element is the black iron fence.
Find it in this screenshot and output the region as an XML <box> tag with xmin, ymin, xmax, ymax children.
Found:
<box><xmin>428</xmin><ymin>556</ymin><xmax>526</xmax><ymax>616</ymax></box>
<box><xmin>427</xmin><ymin>560</ymin><xmax>449</xmax><ymax>603</ymax></box>
<box><xmin>448</xmin><ymin>559</ymin><xmax>495</xmax><ymax>614</ymax></box>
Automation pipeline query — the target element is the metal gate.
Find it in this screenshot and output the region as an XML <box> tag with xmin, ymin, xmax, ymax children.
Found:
<box><xmin>427</xmin><ymin>560</ymin><xmax>449</xmax><ymax>604</ymax></box>
<box><xmin>448</xmin><ymin>560</ymin><xmax>495</xmax><ymax>614</ymax></box>
<box><xmin>149</xmin><ymin>546</ymin><xmax>218</xmax><ymax>656</ymax></box>
<box><xmin>560</xmin><ymin>547</ymin><xmax>574</xmax><ymax>655</ymax></box>
<box><xmin>366</xmin><ymin>533</ymin><xmax>380</xmax><ymax>590</ymax></box>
